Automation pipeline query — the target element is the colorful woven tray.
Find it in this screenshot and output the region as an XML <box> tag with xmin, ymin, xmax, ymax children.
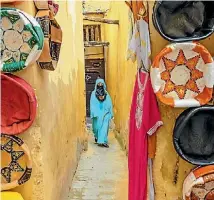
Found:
<box><xmin>151</xmin><ymin>42</ymin><xmax>214</xmax><ymax>107</ymax></box>
<box><xmin>1</xmin><ymin>73</ymin><xmax>37</xmax><ymax>135</ymax></box>
<box><xmin>1</xmin><ymin>192</ymin><xmax>24</xmax><ymax>200</ymax></box>
<box><xmin>183</xmin><ymin>165</ymin><xmax>214</xmax><ymax>200</ymax></box>
<box><xmin>1</xmin><ymin>134</ymin><xmax>32</xmax><ymax>191</ymax></box>
<box><xmin>35</xmin><ymin>9</ymin><xmax>62</xmax><ymax>70</ymax></box>
<box><xmin>0</xmin><ymin>7</ymin><xmax>44</xmax><ymax>72</ymax></box>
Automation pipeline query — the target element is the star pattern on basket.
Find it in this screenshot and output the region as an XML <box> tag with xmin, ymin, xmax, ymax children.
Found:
<box><xmin>160</xmin><ymin>49</ymin><xmax>203</xmax><ymax>99</ymax></box>
<box><xmin>1</xmin><ymin>139</ymin><xmax>24</xmax><ymax>183</ymax></box>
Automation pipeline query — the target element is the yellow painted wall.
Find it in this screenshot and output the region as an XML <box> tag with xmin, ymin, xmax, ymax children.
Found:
<box><xmin>104</xmin><ymin>1</ymin><xmax>214</xmax><ymax>199</ymax></box>
<box><xmin>86</xmin><ymin>1</ymin><xmax>214</xmax><ymax>199</ymax></box>
<box><xmin>148</xmin><ymin>1</ymin><xmax>214</xmax><ymax>199</ymax></box>
<box><xmin>104</xmin><ymin>1</ymin><xmax>137</xmax><ymax>152</ymax></box>
<box><xmin>1</xmin><ymin>1</ymin><xmax>87</xmax><ymax>200</ymax></box>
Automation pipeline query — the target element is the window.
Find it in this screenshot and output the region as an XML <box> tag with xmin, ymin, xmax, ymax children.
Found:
<box><xmin>83</xmin><ymin>25</ymin><xmax>101</xmax><ymax>42</ymax></box>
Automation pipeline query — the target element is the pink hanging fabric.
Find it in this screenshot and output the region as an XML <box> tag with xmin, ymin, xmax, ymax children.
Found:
<box><xmin>128</xmin><ymin>70</ymin><xmax>163</xmax><ymax>200</ymax></box>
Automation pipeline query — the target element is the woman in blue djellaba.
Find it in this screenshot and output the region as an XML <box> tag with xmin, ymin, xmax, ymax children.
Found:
<box><xmin>90</xmin><ymin>78</ymin><xmax>113</xmax><ymax>148</ymax></box>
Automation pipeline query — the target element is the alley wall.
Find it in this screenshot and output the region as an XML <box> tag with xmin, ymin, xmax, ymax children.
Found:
<box><xmin>1</xmin><ymin>1</ymin><xmax>87</xmax><ymax>200</ymax></box>
<box><xmin>105</xmin><ymin>1</ymin><xmax>214</xmax><ymax>199</ymax></box>
<box><xmin>104</xmin><ymin>1</ymin><xmax>137</xmax><ymax>153</ymax></box>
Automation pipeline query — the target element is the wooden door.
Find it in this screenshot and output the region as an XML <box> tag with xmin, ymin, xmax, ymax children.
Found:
<box><xmin>85</xmin><ymin>58</ymin><xmax>105</xmax><ymax>117</ymax></box>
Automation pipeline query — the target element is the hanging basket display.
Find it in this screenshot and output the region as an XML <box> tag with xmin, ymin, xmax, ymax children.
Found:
<box><xmin>1</xmin><ymin>73</ymin><xmax>37</xmax><ymax>135</ymax></box>
<box><xmin>183</xmin><ymin>165</ymin><xmax>214</xmax><ymax>200</ymax></box>
<box><xmin>0</xmin><ymin>7</ymin><xmax>44</xmax><ymax>72</ymax></box>
<box><xmin>152</xmin><ymin>1</ymin><xmax>214</xmax><ymax>42</ymax></box>
<box><xmin>151</xmin><ymin>42</ymin><xmax>214</xmax><ymax>107</ymax></box>
<box><xmin>1</xmin><ymin>134</ymin><xmax>32</xmax><ymax>191</ymax></box>
<box><xmin>1</xmin><ymin>192</ymin><xmax>24</xmax><ymax>200</ymax></box>
<box><xmin>35</xmin><ymin>9</ymin><xmax>62</xmax><ymax>71</ymax></box>
<box><xmin>173</xmin><ymin>106</ymin><xmax>214</xmax><ymax>165</ymax></box>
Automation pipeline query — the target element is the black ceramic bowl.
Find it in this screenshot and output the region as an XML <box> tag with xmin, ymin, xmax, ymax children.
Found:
<box><xmin>173</xmin><ymin>105</ymin><xmax>214</xmax><ymax>165</ymax></box>
<box><xmin>153</xmin><ymin>1</ymin><xmax>214</xmax><ymax>42</ymax></box>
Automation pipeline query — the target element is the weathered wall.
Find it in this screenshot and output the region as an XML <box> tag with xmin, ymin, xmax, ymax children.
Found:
<box><xmin>104</xmin><ymin>1</ymin><xmax>137</xmax><ymax>153</ymax></box>
<box><xmin>148</xmin><ymin>1</ymin><xmax>214</xmax><ymax>199</ymax></box>
<box><xmin>91</xmin><ymin>0</ymin><xmax>214</xmax><ymax>199</ymax></box>
<box><xmin>2</xmin><ymin>1</ymin><xmax>87</xmax><ymax>200</ymax></box>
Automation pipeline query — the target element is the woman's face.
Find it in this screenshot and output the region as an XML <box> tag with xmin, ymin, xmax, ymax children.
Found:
<box><xmin>97</xmin><ymin>82</ymin><xmax>104</xmax><ymax>88</ymax></box>
<box><xmin>96</xmin><ymin>82</ymin><xmax>106</xmax><ymax>101</ymax></box>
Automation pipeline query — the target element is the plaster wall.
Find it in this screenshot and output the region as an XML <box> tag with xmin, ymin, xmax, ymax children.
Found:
<box><xmin>1</xmin><ymin>1</ymin><xmax>87</xmax><ymax>200</ymax></box>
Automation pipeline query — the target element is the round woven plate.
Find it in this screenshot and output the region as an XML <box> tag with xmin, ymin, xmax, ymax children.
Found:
<box><xmin>1</xmin><ymin>192</ymin><xmax>24</xmax><ymax>200</ymax></box>
<box><xmin>1</xmin><ymin>73</ymin><xmax>37</xmax><ymax>135</ymax></box>
<box><xmin>1</xmin><ymin>134</ymin><xmax>32</xmax><ymax>191</ymax></box>
<box><xmin>151</xmin><ymin>42</ymin><xmax>214</xmax><ymax>107</ymax></box>
<box><xmin>183</xmin><ymin>165</ymin><xmax>214</xmax><ymax>200</ymax></box>
<box><xmin>0</xmin><ymin>7</ymin><xmax>44</xmax><ymax>72</ymax></box>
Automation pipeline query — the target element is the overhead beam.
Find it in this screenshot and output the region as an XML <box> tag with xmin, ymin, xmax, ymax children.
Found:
<box><xmin>83</xmin><ymin>16</ymin><xmax>119</xmax><ymax>25</ymax></box>
<box><xmin>84</xmin><ymin>41</ymin><xmax>110</xmax><ymax>47</ymax></box>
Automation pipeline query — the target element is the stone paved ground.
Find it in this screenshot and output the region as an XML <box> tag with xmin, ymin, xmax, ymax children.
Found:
<box><xmin>67</xmin><ymin>131</ymin><xmax>128</xmax><ymax>200</ymax></box>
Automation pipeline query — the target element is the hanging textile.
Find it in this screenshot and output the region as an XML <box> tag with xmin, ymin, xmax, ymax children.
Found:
<box><xmin>125</xmin><ymin>0</ymin><xmax>148</xmax><ymax>22</ymax></box>
<box><xmin>129</xmin><ymin>69</ymin><xmax>163</xmax><ymax>200</ymax></box>
<box><xmin>126</xmin><ymin>2</ymin><xmax>163</xmax><ymax>200</ymax></box>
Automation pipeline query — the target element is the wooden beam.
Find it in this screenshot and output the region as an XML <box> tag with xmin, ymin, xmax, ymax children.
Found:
<box><xmin>83</xmin><ymin>11</ymin><xmax>107</xmax><ymax>15</ymax></box>
<box><xmin>83</xmin><ymin>16</ymin><xmax>119</xmax><ymax>25</ymax></box>
<box><xmin>84</xmin><ymin>41</ymin><xmax>110</xmax><ymax>47</ymax></box>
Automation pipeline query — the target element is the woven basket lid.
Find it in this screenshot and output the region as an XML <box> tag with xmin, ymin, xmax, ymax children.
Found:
<box><xmin>1</xmin><ymin>73</ymin><xmax>37</xmax><ymax>135</ymax></box>
<box><xmin>153</xmin><ymin>1</ymin><xmax>214</xmax><ymax>42</ymax></box>
<box><xmin>173</xmin><ymin>106</ymin><xmax>214</xmax><ymax>166</ymax></box>
<box><xmin>151</xmin><ymin>42</ymin><xmax>214</xmax><ymax>107</ymax></box>
<box><xmin>1</xmin><ymin>134</ymin><xmax>32</xmax><ymax>191</ymax></box>
<box><xmin>1</xmin><ymin>192</ymin><xmax>24</xmax><ymax>200</ymax></box>
<box><xmin>183</xmin><ymin>165</ymin><xmax>214</xmax><ymax>200</ymax></box>
<box><xmin>35</xmin><ymin>9</ymin><xmax>62</xmax><ymax>70</ymax></box>
<box><xmin>0</xmin><ymin>7</ymin><xmax>44</xmax><ymax>72</ymax></box>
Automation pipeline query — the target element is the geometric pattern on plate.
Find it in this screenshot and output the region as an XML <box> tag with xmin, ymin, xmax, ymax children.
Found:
<box><xmin>151</xmin><ymin>42</ymin><xmax>214</xmax><ymax>107</ymax></box>
<box><xmin>1</xmin><ymin>134</ymin><xmax>32</xmax><ymax>191</ymax></box>
<box><xmin>0</xmin><ymin>8</ymin><xmax>44</xmax><ymax>72</ymax></box>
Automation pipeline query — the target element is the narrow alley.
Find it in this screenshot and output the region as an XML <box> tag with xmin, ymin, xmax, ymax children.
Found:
<box><xmin>68</xmin><ymin>127</ymin><xmax>128</xmax><ymax>200</ymax></box>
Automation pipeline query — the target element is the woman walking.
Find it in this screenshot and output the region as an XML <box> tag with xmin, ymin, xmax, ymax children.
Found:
<box><xmin>90</xmin><ymin>78</ymin><xmax>113</xmax><ymax>148</ymax></box>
